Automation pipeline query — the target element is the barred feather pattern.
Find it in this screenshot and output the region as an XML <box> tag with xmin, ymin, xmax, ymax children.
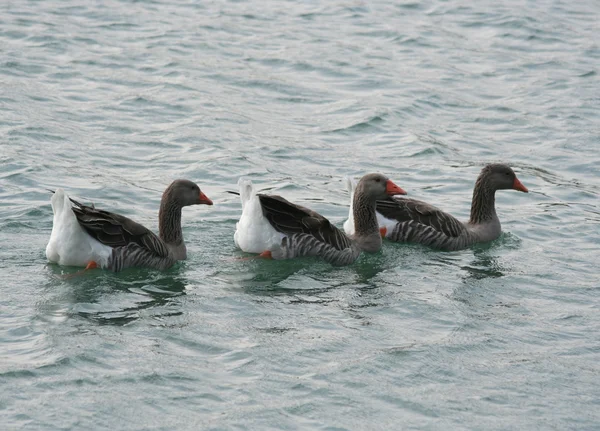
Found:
<box><xmin>388</xmin><ymin>220</ymin><xmax>475</xmax><ymax>251</ymax></box>
<box><xmin>383</xmin><ymin>174</ymin><xmax>500</xmax><ymax>250</ymax></box>
<box><xmin>371</xmin><ymin>164</ymin><xmax>523</xmax><ymax>251</ymax></box>
<box><xmin>107</xmin><ymin>244</ymin><xmax>177</xmax><ymax>272</ymax></box>
<box><xmin>271</xmin><ymin>233</ymin><xmax>362</xmax><ymax>266</ymax></box>
<box><xmin>159</xmin><ymin>202</ymin><xmax>184</xmax><ymax>248</ymax></box>
<box><xmin>469</xmin><ymin>176</ymin><xmax>496</xmax><ymax>225</ymax></box>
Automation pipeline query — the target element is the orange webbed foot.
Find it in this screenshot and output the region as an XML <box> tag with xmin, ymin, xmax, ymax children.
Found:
<box><xmin>60</xmin><ymin>261</ymin><xmax>99</xmax><ymax>279</ymax></box>
<box><xmin>85</xmin><ymin>261</ymin><xmax>98</xmax><ymax>270</ymax></box>
<box><xmin>228</xmin><ymin>251</ymin><xmax>273</xmax><ymax>262</ymax></box>
<box><xmin>258</xmin><ymin>250</ymin><xmax>272</xmax><ymax>259</ymax></box>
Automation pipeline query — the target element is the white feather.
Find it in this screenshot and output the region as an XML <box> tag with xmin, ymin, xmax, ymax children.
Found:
<box><xmin>343</xmin><ymin>176</ymin><xmax>357</xmax><ymax>236</ymax></box>
<box><xmin>45</xmin><ymin>189</ymin><xmax>112</xmax><ymax>268</ymax></box>
<box><xmin>376</xmin><ymin>211</ymin><xmax>399</xmax><ymax>238</ymax></box>
<box><xmin>233</xmin><ymin>179</ymin><xmax>285</xmax><ymax>253</ymax></box>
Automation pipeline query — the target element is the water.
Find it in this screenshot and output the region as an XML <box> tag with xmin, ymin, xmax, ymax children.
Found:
<box><xmin>1</xmin><ymin>0</ymin><xmax>599</xmax><ymax>429</ymax></box>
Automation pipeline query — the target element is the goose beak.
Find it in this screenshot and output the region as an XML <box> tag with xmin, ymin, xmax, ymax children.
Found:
<box><xmin>199</xmin><ymin>191</ymin><xmax>213</xmax><ymax>205</ymax></box>
<box><xmin>386</xmin><ymin>180</ymin><xmax>407</xmax><ymax>196</ymax></box>
<box><xmin>512</xmin><ymin>177</ymin><xmax>528</xmax><ymax>193</ymax></box>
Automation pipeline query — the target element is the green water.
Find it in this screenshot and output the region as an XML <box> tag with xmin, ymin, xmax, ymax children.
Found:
<box><xmin>1</xmin><ymin>0</ymin><xmax>599</xmax><ymax>429</ymax></box>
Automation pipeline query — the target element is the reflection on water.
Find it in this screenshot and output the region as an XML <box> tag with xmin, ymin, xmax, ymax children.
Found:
<box><xmin>39</xmin><ymin>264</ymin><xmax>188</xmax><ymax>326</ymax></box>
<box><xmin>349</xmin><ymin>253</ymin><xmax>390</xmax><ymax>286</ymax></box>
<box><xmin>219</xmin><ymin>250</ymin><xmax>390</xmax><ymax>296</ymax></box>
<box><xmin>460</xmin><ymin>250</ymin><xmax>504</xmax><ymax>281</ymax></box>
<box><xmin>459</xmin><ymin>233</ymin><xmax>524</xmax><ymax>281</ymax></box>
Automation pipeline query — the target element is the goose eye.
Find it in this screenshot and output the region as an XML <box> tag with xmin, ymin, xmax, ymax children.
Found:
<box><xmin>375</xmin><ymin>178</ymin><xmax>381</xmax><ymax>183</ymax></box>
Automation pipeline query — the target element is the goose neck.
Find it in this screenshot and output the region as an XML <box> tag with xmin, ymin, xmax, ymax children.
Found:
<box><xmin>469</xmin><ymin>177</ymin><xmax>497</xmax><ymax>224</ymax></box>
<box><xmin>159</xmin><ymin>200</ymin><xmax>183</xmax><ymax>246</ymax></box>
<box><xmin>352</xmin><ymin>189</ymin><xmax>379</xmax><ymax>236</ymax></box>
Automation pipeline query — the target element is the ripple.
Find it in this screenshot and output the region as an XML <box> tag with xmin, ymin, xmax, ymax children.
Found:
<box><xmin>0</xmin><ymin>314</ymin><xmax>62</xmax><ymax>373</ymax></box>
<box><xmin>1</xmin><ymin>0</ymin><xmax>599</xmax><ymax>429</ymax></box>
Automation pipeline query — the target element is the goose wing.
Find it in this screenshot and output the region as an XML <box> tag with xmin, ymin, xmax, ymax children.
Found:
<box><xmin>257</xmin><ymin>194</ymin><xmax>352</xmax><ymax>251</ymax></box>
<box><xmin>376</xmin><ymin>197</ymin><xmax>466</xmax><ymax>238</ymax></box>
<box><xmin>69</xmin><ymin>198</ymin><xmax>170</xmax><ymax>257</ymax></box>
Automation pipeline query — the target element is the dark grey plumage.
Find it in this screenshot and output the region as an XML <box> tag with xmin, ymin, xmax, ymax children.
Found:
<box><xmin>258</xmin><ymin>194</ymin><xmax>360</xmax><ymax>265</ymax></box>
<box><xmin>67</xmin><ymin>179</ymin><xmax>212</xmax><ymax>271</ymax></box>
<box><xmin>258</xmin><ymin>173</ymin><xmax>405</xmax><ymax>265</ymax></box>
<box><xmin>376</xmin><ymin>164</ymin><xmax>528</xmax><ymax>251</ymax></box>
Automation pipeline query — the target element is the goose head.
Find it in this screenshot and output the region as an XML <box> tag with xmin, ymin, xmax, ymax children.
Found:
<box><xmin>165</xmin><ymin>179</ymin><xmax>213</xmax><ymax>207</ymax></box>
<box><xmin>481</xmin><ymin>164</ymin><xmax>528</xmax><ymax>193</ymax></box>
<box><xmin>356</xmin><ymin>173</ymin><xmax>407</xmax><ymax>201</ymax></box>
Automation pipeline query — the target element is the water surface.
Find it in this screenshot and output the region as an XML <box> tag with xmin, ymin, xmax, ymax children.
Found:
<box><xmin>1</xmin><ymin>0</ymin><xmax>599</xmax><ymax>429</ymax></box>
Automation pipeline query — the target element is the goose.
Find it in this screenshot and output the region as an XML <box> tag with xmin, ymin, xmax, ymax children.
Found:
<box><xmin>344</xmin><ymin>164</ymin><xmax>528</xmax><ymax>251</ymax></box>
<box><xmin>232</xmin><ymin>173</ymin><xmax>406</xmax><ymax>266</ymax></box>
<box><xmin>46</xmin><ymin>179</ymin><xmax>213</xmax><ymax>272</ymax></box>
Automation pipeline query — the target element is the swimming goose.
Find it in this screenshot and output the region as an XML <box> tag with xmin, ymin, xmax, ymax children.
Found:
<box><xmin>344</xmin><ymin>164</ymin><xmax>528</xmax><ymax>251</ymax></box>
<box><xmin>46</xmin><ymin>179</ymin><xmax>213</xmax><ymax>272</ymax></box>
<box><xmin>233</xmin><ymin>173</ymin><xmax>406</xmax><ymax>265</ymax></box>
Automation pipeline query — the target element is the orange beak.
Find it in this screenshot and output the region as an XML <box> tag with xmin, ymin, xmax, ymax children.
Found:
<box><xmin>199</xmin><ymin>191</ymin><xmax>213</xmax><ymax>205</ymax></box>
<box><xmin>386</xmin><ymin>180</ymin><xmax>407</xmax><ymax>196</ymax></box>
<box><xmin>512</xmin><ymin>177</ymin><xmax>528</xmax><ymax>193</ymax></box>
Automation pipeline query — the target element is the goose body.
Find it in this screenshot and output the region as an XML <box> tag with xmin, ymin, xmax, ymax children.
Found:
<box><xmin>344</xmin><ymin>164</ymin><xmax>528</xmax><ymax>251</ymax></box>
<box><xmin>46</xmin><ymin>189</ymin><xmax>113</xmax><ymax>268</ymax></box>
<box><xmin>233</xmin><ymin>179</ymin><xmax>286</xmax><ymax>254</ymax></box>
<box><xmin>46</xmin><ymin>180</ymin><xmax>213</xmax><ymax>271</ymax></box>
<box><xmin>234</xmin><ymin>174</ymin><xmax>406</xmax><ymax>265</ymax></box>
